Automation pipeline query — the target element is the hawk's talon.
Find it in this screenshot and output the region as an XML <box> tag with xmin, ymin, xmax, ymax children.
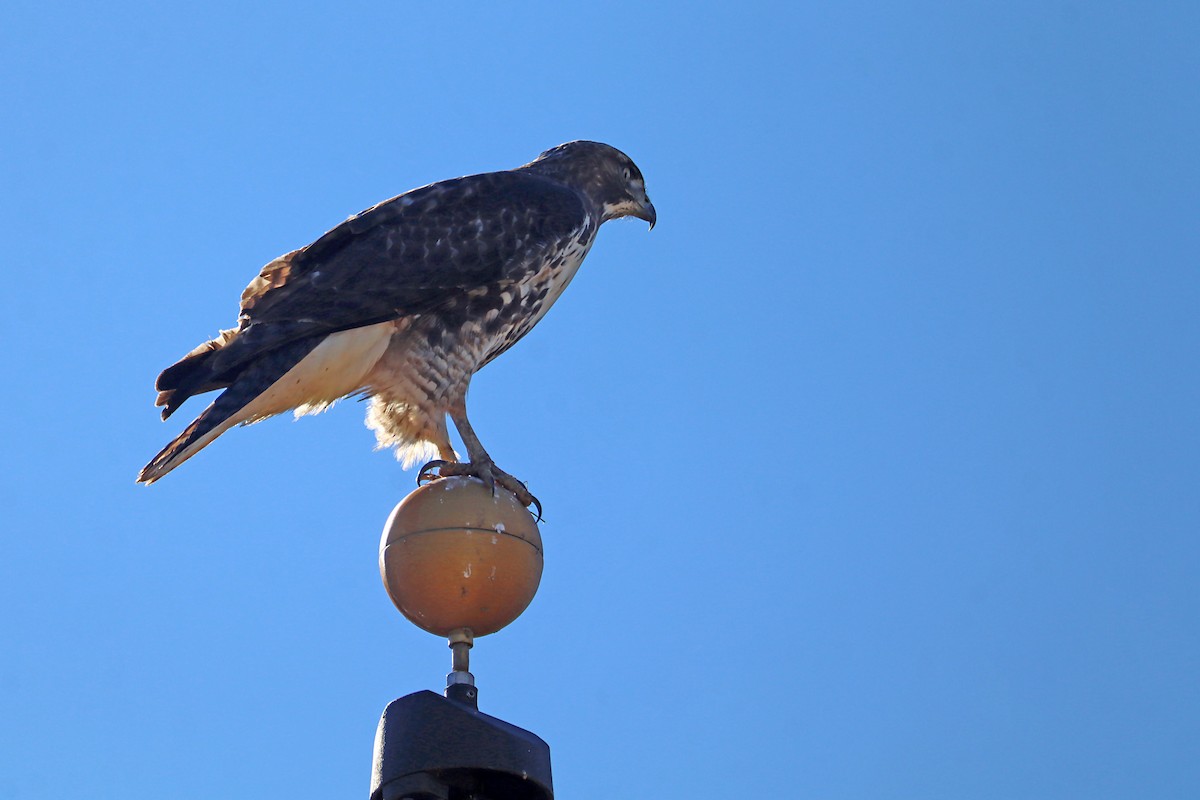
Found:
<box><xmin>525</xmin><ymin>493</ymin><xmax>544</xmax><ymax>524</ymax></box>
<box><xmin>491</xmin><ymin>472</ymin><xmax>542</xmax><ymax>523</ymax></box>
<box><xmin>417</xmin><ymin>459</ymin><xmax>452</xmax><ymax>486</ymax></box>
<box><xmin>415</xmin><ymin>458</ymin><xmax>542</xmax><ymax>521</ymax></box>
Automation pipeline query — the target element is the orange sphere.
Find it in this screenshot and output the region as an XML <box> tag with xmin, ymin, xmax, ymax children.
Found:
<box><xmin>379</xmin><ymin>477</ymin><xmax>543</xmax><ymax>637</ymax></box>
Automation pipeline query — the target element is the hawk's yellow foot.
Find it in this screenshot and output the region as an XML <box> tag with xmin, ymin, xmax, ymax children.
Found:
<box><xmin>418</xmin><ymin>459</ymin><xmax>542</xmax><ymax>522</ymax></box>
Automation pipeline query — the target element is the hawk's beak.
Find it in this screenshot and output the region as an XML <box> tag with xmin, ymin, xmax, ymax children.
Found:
<box><xmin>636</xmin><ymin>199</ymin><xmax>657</xmax><ymax>230</ymax></box>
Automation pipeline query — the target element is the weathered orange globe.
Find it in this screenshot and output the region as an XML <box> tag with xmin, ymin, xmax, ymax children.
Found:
<box><xmin>379</xmin><ymin>476</ymin><xmax>543</xmax><ymax>637</ymax></box>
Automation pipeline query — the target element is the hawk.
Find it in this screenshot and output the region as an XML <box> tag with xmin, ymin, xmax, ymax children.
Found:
<box><xmin>137</xmin><ymin>141</ymin><xmax>655</xmax><ymax>508</ymax></box>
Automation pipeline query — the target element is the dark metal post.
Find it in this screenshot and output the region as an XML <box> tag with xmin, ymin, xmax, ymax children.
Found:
<box><xmin>369</xmin><ymin>687</ymin><xmax>553</xmax><ymax>800</ymax></box>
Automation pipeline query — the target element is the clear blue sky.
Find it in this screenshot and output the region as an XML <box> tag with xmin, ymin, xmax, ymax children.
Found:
<box><xmin>2</xmin><ymin>2</ymin><xmax>1197</xmax><ymax>797</ymax></box>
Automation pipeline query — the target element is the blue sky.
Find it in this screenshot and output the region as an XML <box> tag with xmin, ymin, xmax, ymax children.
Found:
<box><xmin>2</xmin><ymin>2</ymin><xmax>1198</xmax><ymax>797</ymax></box>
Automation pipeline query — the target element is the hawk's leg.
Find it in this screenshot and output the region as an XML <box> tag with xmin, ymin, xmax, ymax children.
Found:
<box><xmin>417</xmin><ymin>405</ymin><xmax>541</xmax><ymax>519</ymax></box>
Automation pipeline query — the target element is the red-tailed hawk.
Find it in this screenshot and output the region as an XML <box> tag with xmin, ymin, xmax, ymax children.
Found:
<box><xmin>137</xmin><ymin>141</ymin><xmax>655</xmax><ymax>509</ymax></box>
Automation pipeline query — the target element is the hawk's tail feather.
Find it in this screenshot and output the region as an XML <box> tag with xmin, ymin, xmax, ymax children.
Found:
<box><xmin>137</xmin><ymin>396</ymin><xmax>248</xmax><ymax>484</ymax></box>
<box><xmin>138</xmin><ymin>336</ymin><xmax>327</xmax><ymax>484</ymax></box>
<box><xmin>154</xmin><ymin>328</ymin><xmax>239</xmax><ymax>420</ymax></box>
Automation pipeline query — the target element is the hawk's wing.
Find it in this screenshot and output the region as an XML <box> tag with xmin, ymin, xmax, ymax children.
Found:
<box><xmin>213</xmin><ymin>170</ymin><xmax>588</xmax><ymax>377</ymax></box>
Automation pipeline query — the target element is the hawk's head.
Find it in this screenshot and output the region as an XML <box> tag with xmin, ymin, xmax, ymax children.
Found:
<box><xmin>525</xmin><ymin>141</ymin><xmax>656</xmax><ymax>229</ymax></box>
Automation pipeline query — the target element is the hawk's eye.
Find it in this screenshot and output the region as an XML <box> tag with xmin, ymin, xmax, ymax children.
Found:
<box><xmin>622</xmin><ymin>167</ymin><xmax>631</xmax><ymax>181</ymax></box>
